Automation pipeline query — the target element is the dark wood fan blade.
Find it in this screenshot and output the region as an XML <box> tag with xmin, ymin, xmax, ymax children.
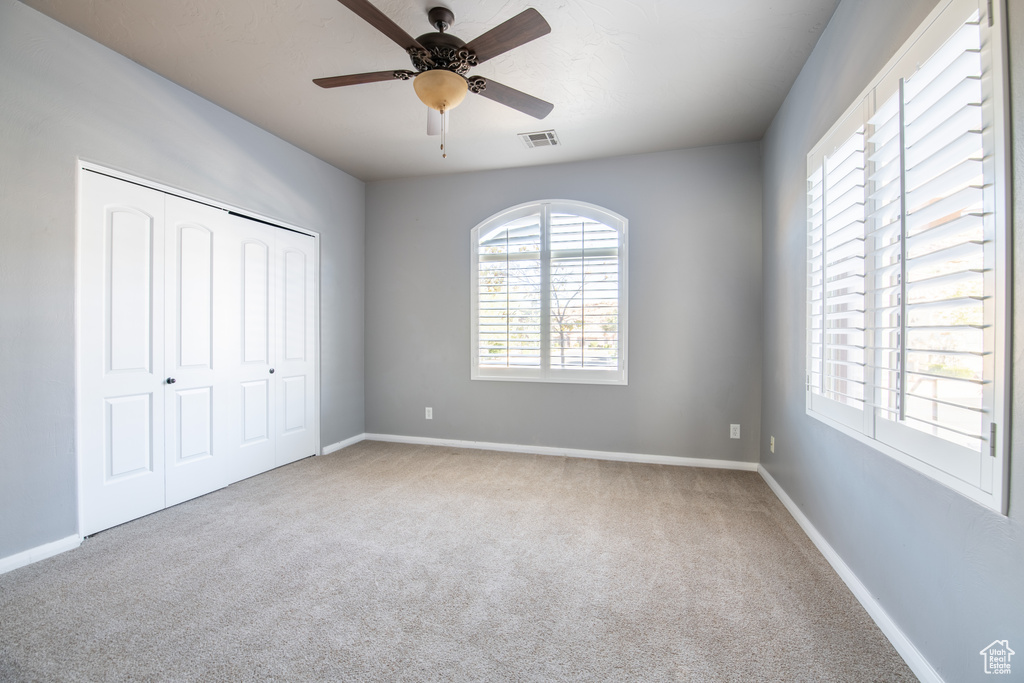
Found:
<box><xmin>313</xmin><ymin>70</ymin><xmax>413</xmax><ymax>88</ymax></box>
<box><xmin>335</xmin><ymin>0</ymin><xmax>425</xmax><ymax>52</ymax></box>
<box><xmin>472</xmin><ymin>78</ymin><xmax>553</xmax><ymax>119</ymax></box>
<box><xmin>463</xmin><ymin>8</ymin><xmax>550</xmax><ymax>64</ymax></box>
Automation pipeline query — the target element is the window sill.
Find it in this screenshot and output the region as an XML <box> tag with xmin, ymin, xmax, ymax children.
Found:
<box><xmin>805</xmin><ymin>404</ymin><xmax>1005</xmax><ymax>515</ymax></box>
<box><xmin>472</xmin><ymin>368</ymin><xmax>627</xmax><ymax>386</ymax></box>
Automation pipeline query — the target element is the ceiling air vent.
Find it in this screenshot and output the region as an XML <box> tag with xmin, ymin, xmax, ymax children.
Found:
<box><xmin>519</xmin><ymin>130</ymin><xmax>560</xmax><ymax>149</ymax></box>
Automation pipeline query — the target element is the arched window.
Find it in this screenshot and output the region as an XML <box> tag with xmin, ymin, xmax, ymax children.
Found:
<box><xmin>471</xmin><ymin>200</ymin><xmax>628</xmax><ymax>384</ymax></box>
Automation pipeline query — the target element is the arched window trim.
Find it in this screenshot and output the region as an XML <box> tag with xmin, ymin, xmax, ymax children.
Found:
<box><xmin>470</xmin><ymin>199</ymin><xmax>628</xmax><ymax>385</ymax></box>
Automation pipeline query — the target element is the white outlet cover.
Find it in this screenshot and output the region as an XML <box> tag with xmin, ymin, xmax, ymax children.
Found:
<box><xmin>425</xmin><ymin>407</ymin><xmax>432</xmax><ymax>420</ymax></box>
<box><xmin>730</xmin><ymin>424</ymin><xmax>740</xmax><ymax>439</ymax></box>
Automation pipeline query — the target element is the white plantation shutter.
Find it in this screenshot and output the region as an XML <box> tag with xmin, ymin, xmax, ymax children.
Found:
<box><xmin>822</xmin><ymin>129</ymin><xmax>868</xmax><ymax>410</ymax></box>
<box><xmin>548</xmin><ymin>213</ymin><xmax>620</xmax><ymax>370</ymax></box>
<box><xmin>867</xmin><ymin>90</ymin><xmax>904</xmax><ymax>425</ymax></box>
<box><xmin>477</xmin><ymin>213</ymin><xmax>543</xmax><ymax>368</ymax></box>
<box><xmin>807</xmin><ymin>0</ymin><xmax>1008</xmax><ymax>512</ymax></box>
<box><xmin>807</xmin><ymin>110</ymin><xmax>870</xmax><ymax>430</ymax></box>
<box><xmin>807</xmin><ymin>165</ymin><xmax>825</xmax><ymax>397</ymax></box>
<box><xmin>472</xmin><ymin>201</ymin><xmax>627</xmax><ymax>385</ymax></box>
<box><xmin>874</xmin><ymin>14</ymin><xmax>988</xmax><ymax>453</ymax></box>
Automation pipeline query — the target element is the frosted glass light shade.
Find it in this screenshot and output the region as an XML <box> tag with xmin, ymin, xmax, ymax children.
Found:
<box><xmin>413</xmin><ymin>70</ymin><xmax>468</xmax><ymax>112</ymax></box>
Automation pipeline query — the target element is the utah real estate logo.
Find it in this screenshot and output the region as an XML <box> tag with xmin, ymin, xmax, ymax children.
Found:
<box><xmin>979</xmin><ymin>640</ymin><xmax>1014</xmax><ymax>675</ymax></box>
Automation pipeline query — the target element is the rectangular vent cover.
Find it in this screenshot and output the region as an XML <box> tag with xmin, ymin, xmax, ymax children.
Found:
<box><xmin>518</xmin><ymin>130</ymin><xmax>560</xmax><ymax>148</ymax></box>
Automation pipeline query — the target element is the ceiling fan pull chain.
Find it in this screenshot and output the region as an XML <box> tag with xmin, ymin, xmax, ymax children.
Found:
<box><xmin>441</xmin><ymin>108</ymin><xmax>448</xmax><ymax>159</ymax></box>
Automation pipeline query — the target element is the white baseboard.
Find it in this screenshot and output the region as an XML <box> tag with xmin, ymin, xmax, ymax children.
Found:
<box><xmin>0</xmin><ymin>534</ymin><xmax>82</xmax><ymax>575</ymax></box>
<box><xmin>362</xmin><ymin>433</ymin><xmax>759</xmax><ymax>471</ymax></box>
<box><xmin>321</xmin><ymin>433</ymin><xmax>368</xmax><ymax>455</ymax></box>
<box><xmin>757</xmin><ymin>465</ymin><xmax>942</xmax><ymax>683</ymax></box>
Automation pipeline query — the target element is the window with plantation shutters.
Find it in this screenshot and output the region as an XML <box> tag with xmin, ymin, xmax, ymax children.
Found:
<box><xmin>471</xmin><ymin>200</ymin><xmax>628</xmax><ymax>385</ymax></box>
<box><xmin>806</xmin><ymin>0</ymin><xmax>1009</xmax><ymax>512</ymax></box>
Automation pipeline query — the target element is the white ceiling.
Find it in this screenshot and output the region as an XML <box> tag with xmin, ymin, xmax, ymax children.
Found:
<box><xmin>20</xmin><ymin>0</ymin><xmax>839</xmax><ymax>182</ymax></box>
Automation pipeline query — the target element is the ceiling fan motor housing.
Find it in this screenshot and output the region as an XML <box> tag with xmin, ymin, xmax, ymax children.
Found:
<box><xmin>411</xmin><ymin>9</ymin><xmax>482</xmax><ymax>112</ymax></box>
<box><xmin>409</xmin><ymin>31</ymin><xmax>476</xmax><ymax>75</ymax></box>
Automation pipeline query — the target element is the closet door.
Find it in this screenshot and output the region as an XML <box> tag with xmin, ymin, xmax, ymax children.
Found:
<box><xmin>79</xmin><ymin>173</ymin><xmax>167</xmax><ymax>536</ymax></box>
<box><xmin>163</xmin><ymin>197</ymin><xmax>236</xmax><ymax>505</ymax></box>
<box><xmin>274</xmin><ymin>229</ymin><xmax>318</xmax><ymax>466</ymax></box>
<box><xmin>79</xmin><ymin>170</ymin><xmax>321</xmax><ymax>534</ymax></box>
<box><xmin>225</xmin><ymin>218</ymin><xmax>278</xmax><ymax>482</ymax></box>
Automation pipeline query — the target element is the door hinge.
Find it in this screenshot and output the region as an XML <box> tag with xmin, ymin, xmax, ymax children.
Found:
<box><xmin>988</xmin><ymin>0</ymin><xmax>994</xmax><ymax>27</ymax></box>
<box><xmin>989</xmin><ymin>422</ymin><xmax>997</xmax><ymax>457</ymax></box>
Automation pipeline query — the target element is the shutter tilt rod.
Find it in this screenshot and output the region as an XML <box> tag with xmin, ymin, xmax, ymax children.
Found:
<box><xmin>897</xmin><ymin>77</ymin><xmax>909</xmax><ymax>422</ymax></box>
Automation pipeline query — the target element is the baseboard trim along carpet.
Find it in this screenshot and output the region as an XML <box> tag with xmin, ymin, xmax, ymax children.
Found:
<box><xmin>360</xmin><ymin>433</ymin><xmax>760</xmax><ymax>471</ymax></box>
<box><xmin>322</xmin><ymin>432</ymin><xmax>368</xmax><ymax>456</ymax></box>
<box><xmin>757</xmin><ymin>465</ymin><xmax>942</xmax><ymax>683</ymax></box>
<box><xmin>0</xmin><ymin>534</ymin><xmax>82</xmax><ymax>576</ymax></box>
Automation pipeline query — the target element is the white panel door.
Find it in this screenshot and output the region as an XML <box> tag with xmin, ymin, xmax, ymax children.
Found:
<box><xmin>224</xmin><ymin>218</ymin><xmax>278</xmax><ymax>482</ymax></box>
<box><xmin>163</xmin><ymin>197</ymin><xmax>236</xmax><ymax>505</ymax></box>
<box><xmin>274</xmin><ymin>229</ymin><xmax>318</xmax><ymax>466</ymax></box>
<box><xmin>79</xmin><ymin>172</ymin><xmax>166</xmax><ymax>536</ymax></box>
<box><xmin>80</xmin><ymin>169</ymin><xmax>320</xmax><ymax>533</ymax></box>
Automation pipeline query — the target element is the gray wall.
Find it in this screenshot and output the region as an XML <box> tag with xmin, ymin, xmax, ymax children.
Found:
<box><xmin>0</xmin><ymin>0</ymin><xmax>365</xmax><ymax>559</ymax></box>
<box><xmin>365</xmin><ymin>143</ymin><xmax>763</xmax><ymax>462</ymax></box>
<box><xmin>761</xmin><ymin>0</ymin><xmax>1023</xmax><ymax>680</ymax></box>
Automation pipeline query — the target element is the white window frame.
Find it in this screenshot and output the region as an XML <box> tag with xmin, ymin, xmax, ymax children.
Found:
<box><xmin>470</xmin><ymin>199</ymin><xmax>628</xmax><ymax>385</ymax></box>
<box><xmin>805</xmin><ymin>0</ymin><xmax>1010</xmax><ymax>513</ymax></box>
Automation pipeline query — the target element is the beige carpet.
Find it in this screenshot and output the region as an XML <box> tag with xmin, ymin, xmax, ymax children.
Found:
<box><xmin>0</xmin><ymin>441</ymin><xmax>915</xmax><ymax>682</ymax></box>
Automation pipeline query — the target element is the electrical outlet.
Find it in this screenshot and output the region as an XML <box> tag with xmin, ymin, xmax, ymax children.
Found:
<box><xmin>425</xmin><ymin>407</ymin><xmax>433</xmax><ymax>420</ymax></box>
<box><xmin>770</xmin><ymin>436</ymin><xmax>775</xmax><ymax>453</ymax></box>
<box><xmin>730</xmin><ymin>424</ymin><xmax>740</xmax><ymax>439</ymax></box>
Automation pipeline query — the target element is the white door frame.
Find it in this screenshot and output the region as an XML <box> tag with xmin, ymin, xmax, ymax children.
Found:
<box><xmin>75</xmin><ymin>160</ymin><xmax>321</xmax><ymax>536</ymax></box>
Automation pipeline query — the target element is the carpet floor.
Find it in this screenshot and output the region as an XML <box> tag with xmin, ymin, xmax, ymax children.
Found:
<box><xmin>0</xmin><ymin>441</ymin><xmax>915</xmax><ymax>682</ymax></box>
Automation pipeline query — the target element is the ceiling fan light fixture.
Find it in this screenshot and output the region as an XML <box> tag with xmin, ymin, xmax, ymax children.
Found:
<box><xmin>413</xmin><ymin>69</ymin><xmax>468</xmax><ymax>112</ymax></box>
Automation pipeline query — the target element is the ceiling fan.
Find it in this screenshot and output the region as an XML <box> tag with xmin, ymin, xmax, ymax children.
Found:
<box><xmin>314</xmin><ymin>0</ymin><xmax>554</xmax><ymax>150</ymax></box>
